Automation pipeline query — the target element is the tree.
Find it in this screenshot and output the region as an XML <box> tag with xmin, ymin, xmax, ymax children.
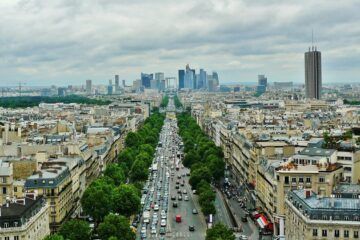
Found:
<box><xmin>201</xmin><ymin>200</ymin><xmax>216</xmax><ymax>215</ymax></box>
<box><xmin>129</xmin><ymin>159</ymin><xmax>149</xmax><ymax>182</ymax></box>
<box><xmin>125</xmin><ymin>132</ymin><xmax>142</xmax><ymax>148</ymax></box>
<box><xmin>81</xmin><ymin>180</ymin><xmax>114</xmax><ymax>223</ymax></box>
<box><xmin>207</xmin><ymin>155</ymin><xmax>225</xmax><ymax>181</ymax></box>
<box><xmin>58</xmin><ymin>220</ymin><xmax>91</xmax><ymax>240</ymax></box>
<box><xmin>139</xmin><ymin>144</ymin><xmax>155</xmax><ymax>157</ymax></box>
<box><xmin>206</xmin><ymin>223</ymin><xmax>235</xmax><ymax>240</ymax></box>
<box><xmin>189</xmin><ymin>166</ymin><xmax>212</xmax><ymax>189</ymax></box>
<box><xmin>104</xmin><ymin>164</ymin><xmax>125</xmax><ymax>186</ymax></box>
<box><xmin>112</xmin><ymin>184</ymin><xmax>140</xmax><ymax>217</ymax></box>
<box><xmin>98</xmin><ymin>214</ymin><xmax>136</xmax><ymax>240</ymax></box>
<box><xmin>43</xmin><ymin>234</ymin><xmax>64</xmax><ymax>240</ymax></box>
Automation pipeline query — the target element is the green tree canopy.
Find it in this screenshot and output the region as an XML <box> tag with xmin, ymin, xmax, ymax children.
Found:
<box><xmin>97</xmin><ymin>214</ymin><xmax>136</xmax><ymax>240</ymax></box>
<box><xmin>129</xmin><ymin>159</ymin><xmax>149</xmax><ymax>182</ymax></box>
<box><xmin>112</xmin><ymin>184</ymin><xmax>141</xmax><ymax>217</ymax></box>
<box><xmin>104</xmin><ymin>164</ymin><xmax>126</xmax><ymax>186</ymax></box>
<box><xmin>206</xmin><ymin>223</ymin><xmax>235</xmax><ymax>240</ymax></box>
<box><xmin>125</xmin><ymin>132</ymin><xmax>142</xmax><ymax>148</ymax></box>
<box><xmin>189</xmin><ymin>165</ymin><xmax>212</xmax><ymax>189</ymax></box>
<box><xmin>58</xmin><ymin>220</ymin><xmax>91</xmax><ymax>240</ymax></box>
<box><xmin>81</xmin><ymin>179</ymin><xmax>114</xmax><ymax>223</ymax></box>
<box><xmin>43</xmin><ymin>234</ymin><xmax>64</xmax><ymax>240</ymax></box>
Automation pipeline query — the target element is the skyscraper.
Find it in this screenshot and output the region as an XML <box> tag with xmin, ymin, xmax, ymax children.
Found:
<box><xmin>86</xmin><ymin>80</ymin><xmax>92</xmax><ymax>94</ymax></box>
<box><xmin>141</xmin><ymin>73</ymin><xmax>153</xmax><ymax>88</ymax></box>
<box><xmin>184</xmin><ymin>64</ymin><xmax>195</xmax><ymax>89</ymax></box>
<box><xmin>305</xmin><ymin>46</ymin><xmax>322</xmax><ymax>99</ymax></box>
<box><xmin>198</xmin><ymin>69</ymin><xmax>206</xmax><ymax>89</ymax></box>
<box><xmin>178</xmin><ymin>70</ymin><xmax>185</xmax><ymax>89</ymax></box>
<box><xmin>258</xmin><ymin>75</ymin><xmax>268</xmax><ymax>87</ymax></box>
<box><xmin>155</xmin><ymin>72</ymin><xmax>164</xmax><ymax>90</ymax></box>
<box><xmin>115</xmin><ymin>75</ymin><xmax>120</xmax><ymax>92</ymax></box>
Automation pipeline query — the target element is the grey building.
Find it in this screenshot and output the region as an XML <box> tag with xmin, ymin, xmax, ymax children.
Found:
<box><xmin>115</xmin><ymin>75</ymin><xmax>120</xmax><ymax>92</ymax></box>
<box><xmin>258</xmin><ymin>75</ymin><xmax>268</xmax><ymax>87</ymax></box>
<box><xmin>85</xmin><ymin>80</ymin><xmax>92</xmax><ymax>94</ymax></box>
<box><xmin>305</xmin><ymin>47</ymin><xmax>322</xmax><ymax>99</ymax></box>
<box><xmin>178</xmin><ymin>70</ymin><xmax>185</xmax><ymax>89</ymax></box>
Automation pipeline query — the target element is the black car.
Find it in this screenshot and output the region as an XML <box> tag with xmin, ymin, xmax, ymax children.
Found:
<box><xmin>241</xmin><ymin>216</ymin><xmax>248</xmax><ymax>222</ymax></box>
<box><xmin>189</xmin><ymin>225</ymin><xmax>195</xmax><ymax>231</ymax></box>
<box><xmin>173</xmin><ymin>202</ymin><xmax>178</xmax><ymax>208</ymax></box>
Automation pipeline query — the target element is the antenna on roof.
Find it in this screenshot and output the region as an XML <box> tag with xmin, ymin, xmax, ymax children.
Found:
<box><xmin>312</xmin><ymin>28</ymin><xmax>314</xmax><ymax>47</ymax></box>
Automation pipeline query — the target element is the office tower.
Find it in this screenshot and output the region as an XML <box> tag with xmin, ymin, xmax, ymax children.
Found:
<box><xmin>86</xmin><ymin>80</ymin><xmax>92</xmax><ymax>94</ymax></box>
<box><xmin>257</xmin><ymin>85</ymin><xmax>266</xmax><ymax>94</ymax></box>
<box><xmin>58</xmin><ymin>88</ymin><xmax>66</xmax><ymax>97</ymax></box>
<box><xmin>122</xmin><ymin>80</ymin><xmax>126</xmax><ymax>87</ymax></box>
<box><xmin>212</xmin><ymin>71</ymin><xmax>219</xmax><ymax>88</ymax></box>
<box><xmin>115</xmin><ymin>75</ymin><xmax>120</xmax><ymax>92</ymax></box>
<box><xmin>184</xmin><ymin>64</ymin><xmax>195</xmax><ymax>89</ymax></box>
<box><xmin>198</xmin><ymin>69</ymin><xmax>206</xmax><ymax>89</ymax></box>
<box><xmin>207</xmin><ymin>74</ymin><xmax>214</xmax><ymax>91</ymax></box>
<box><xmin>141</xmin><ymin>73</ymin><xmax>153</xmax><ymax>88</ymax></box>
<box><xmin>155</xmin><ymin>72</ymin><xmax>164</xmax><ymax>90</ymax></box>
<box><xmin>178</xmin><ymin>70</ymin><xmax>185</xmax><ymax>89</ymax></box>
<box><xmin>258</xmin><ymin>75</ymin><xmax>268</xmax><ymax>87</ymax></box>
<box><xmin>305</xmin><ymin>46</ymin><xmax>322</xmax><ymax>99</ymax></box>
<box><xmin>133</xmin><ymin>79</ymin><xmax>141</xmax><ymax>90</ymax></box>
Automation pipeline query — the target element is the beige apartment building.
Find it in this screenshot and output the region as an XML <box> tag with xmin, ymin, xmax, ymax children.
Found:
<box><xmin>25</xmin><ymin>165</ymin><xmax>73</xmax><ymax>232</ymax></box>
<box><xmin>285</xmin><ymin>189</ymin><xmax>360</xmax><ymax>240</ymax></box>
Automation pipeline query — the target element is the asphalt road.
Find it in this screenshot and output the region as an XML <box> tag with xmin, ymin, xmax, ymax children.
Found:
<box><xmin>137</xmin><ymin>98</ymin><xmax>207</xmax><ymax>240</ymax></box>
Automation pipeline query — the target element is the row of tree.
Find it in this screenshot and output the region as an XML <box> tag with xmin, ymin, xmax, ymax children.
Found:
<box><xmin>0</xmin><ymin>95</ymin><xmax>111</xmax><ymax>108</ymax></box>
<box><xmin>173</xmin><ymin>94</ymin><xmax>183</xmax><ymax>108</ymax></box>
<box><xmin>45</xmin><ymin>111</ymin><xmax>165</xmax><ymax>240</ymax></box>
<box><xmin>160</xmin><ymin>94</ymin><xmax>169</xmax><ymax>108</ymax></box>
<box><xmin>177</xmin><ymin>112</ymin><xmax>225</xmax><ymax>215</ymax></box>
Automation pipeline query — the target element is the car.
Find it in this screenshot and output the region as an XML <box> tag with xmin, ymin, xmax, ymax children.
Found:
<box><xmin>239</xmin><ymin>235</ymin><xmax>248</xmax><ymax>240</ymax></box>
<box><xmin>173</xmin><ymin>202</ymin><xmax>178</xmax><ymax>208</ymax></box>
<box><xmin>189</xmin><ymin>225</ymin><xmax>195</xmax><ymax>231</ymax></box>
<box><xmin>241</xmin><ymin>216</ymin><xmax>248</xmax><ymax>222</ymax></box>
<box><xmin>182</xmin><ymin>189</ymin><xmax>187</xmax><ymax>194</ymax></box>
<box><xmin>151</xmin><ymin>226</ymin><xmax>156</xmax><ymax>234</ymax></box>
<box><xmin>159</xmin><ymin>227</ymin><xmax>166</xmax><ymax>235</ymax></box>
<box><xmin>171</xmin><ymin>195</ymin><xmax>176</xmax><ymax>200</ymax></box>
<box><xmin>192</xmin><ymin>208</ymin><xmax>198</xmax><ymax>214</ymax></box>
<box><xmin>178</xmin><ymin>195</ymin><xmax>182</xmax><ymax>201</ymax></box>
<box><xmin>177</xmin><ymin>189</ymin><xmax>182</xmax><ymax>194</ymax></box>
<box><xmin>154</xmin><ymin>204</ymin><xmax>159</xmax><ymax>211</ymax></box>
<box><xmin>184</xmin><ymin>196</ymin><xmax>189</xmax><ymax>201</ymax></box>
<box><xmin>175</xmin><ymin>185</ymin><xmax>180</xmax><ymax>189</ymax></box>
<box><xmin>161</xmin><ymin>219</ymin><xmax>167</xmax><ymax>227</ymax></box>
<box><xmin>192</xmin><ymin>190</ymin><xmax>197</xmax><ymax>194</ymax></box>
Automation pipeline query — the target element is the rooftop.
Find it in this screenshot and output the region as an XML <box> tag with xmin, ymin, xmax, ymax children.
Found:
<box><xmin>299</xmin><ymin>147</ymin><xmax>336</xmax><ymax>157</ymax></box>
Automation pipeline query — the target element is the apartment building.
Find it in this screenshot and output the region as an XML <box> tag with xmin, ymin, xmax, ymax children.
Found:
<box><xmin>0</xmin><ymin>196</ymin><xmax>50</xmax><ymax>240</ymax></box>
<box><xmin>285</xmin><ymin>189</ymin><xmax>360</xmax><ymax>240</ymax></box>
<box><xmin>24</xmin><ymin>165</ymin><xmax>72</xmax><ymax>232</ymax></box>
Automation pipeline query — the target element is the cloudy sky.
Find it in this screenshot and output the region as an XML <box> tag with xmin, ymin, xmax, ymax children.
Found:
<box><xmin>0</xmin><ymin>0</ymin><xmax>360</xmax><ymax>86</ymax></box>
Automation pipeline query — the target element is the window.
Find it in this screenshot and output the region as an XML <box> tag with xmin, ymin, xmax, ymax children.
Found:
<box><xmin>4</xmin><ymin>222</ymin><xmax>9</xmax><ymax>228</ymax></box>
<box><xmin>313</xmin><ymin>229</ymin><xmax>318</xmax><ymax>236</ymax></box>
<box><xmin>2</xmin><ymin>177</ymin><xmax>6</xmax><ymax>183</ymax></box>
<box><xmin>306</xmin><ymin>177</ymin><xmax>311</xmax><ymax>183</ymax></box>
<box><xmin>354</xmin><ymin>231</ymin><xmax>359</xmax><ymax>238</ymax></box>
<box><xmin>299</xmin><ymin>177</ymin><xmax>304</xmax><ymax>183</ymax></box>
<box><xmin>5</xmin><ymin>237</ymin><xmax>10</xmax><ymax>240</ymax></box>
<box><xmin>14</xmin><ymin>236</ymin><xmax>19</xmax><ymax>240</ymax></box>
<box><xmin>284</xmin><ymin>176</ymin><xmax>289</xmax><ymax>184</ymax></box>
<box><xmin>334</xmin><ymin>230</ymin><xmax>340</xmax><ymax>237</ymax></box>
<box><xmin>344</xmin><ymin>230</ymin><xmax>349</xmax><ymax>238</ymax></box>
<box><xmin>14</xmin><ymin>186</ymin><xmax>17</xmax><ymax>192</ymax></box>
<box><xmin>322</xmin><ymin>229</ymin><xmax>327</xmax><ymax>237</ymax></box>
<box><xmin>319</xmin><ymin>177</ymin><xmax>325</xmax><ymax>183</ymax></box>
<box><xmin>292</xmin><ymin>177</ymin><xmax>297</xmax><ymax>183</ymax></box>
<box><xmin>2</xmin><ymin>187</ymin><xmax>6</xmax><ymax>194</ymax></box>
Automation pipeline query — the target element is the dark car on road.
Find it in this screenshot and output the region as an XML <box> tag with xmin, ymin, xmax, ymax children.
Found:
<box><xmin>189</xmin><ymin>225</ymin><xmax>195</xmax><ymax>231</ymax></box>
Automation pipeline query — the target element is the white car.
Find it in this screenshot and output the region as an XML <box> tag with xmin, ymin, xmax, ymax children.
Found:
<box><xmin>154</xmin><ymin>204</ymin><xmax>159</xmax><ymax>211</ymax></box>
<box><xmin>184</xmin><ymin>196</ymin><xmax>189</xmax><ymax>201</ymax></box>
<box><xmin>151</xmin><ymin>226</ymin><xmax>157</xmax><ymax>234</ymax></box>
<box><xmin>161</xmin><ymin>219</ymin><xmax>167</xmax><ymax>227</ymax></box>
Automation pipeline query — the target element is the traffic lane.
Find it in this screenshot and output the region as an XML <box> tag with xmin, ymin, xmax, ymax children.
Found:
<box><xmin>214</xmin><ymin>190</ymin><xmax>232</xmax><ymax>227</ymax></box>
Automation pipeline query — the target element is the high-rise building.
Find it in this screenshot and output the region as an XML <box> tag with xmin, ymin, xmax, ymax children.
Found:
<box><xmin>258</xmin><ymin>75</ymin><xmax>268</xmax><ymax>87</ymax></box>
<box><xmin>86</xmin><ymin>80</ymin><xmax>92</xmax><ymax>94</ymax></box>
<box><xmin>108</xmin><ymin>80</ymin><xmax>113</xmax><ymax>95</ymax></box>
<box><xmin>212</xmin><ymin>71</ymin><xmax>219</xmax><ymax>88</ymax></box>
<box><xmin>178</xmin><ymin>70</ymin><xmax>185</xmax><ymax>89</ymax></box>
<box><xmin>141</xmin><ymin>73</ymin><xmax>153</xmax><ymax>88</ymax></box>
<box><xmin>184</xmin><ymin>64</ymin><xmax>195</xmax><ymax>89</ymax></box>
<box><xmin>122</xmin><ymin>80</ymin><xmax>126</xmax><ymax>87</ymax></box>
<box><xmin>155</xmin><ymin>72</ymin><xmax>164</xmax><ymax>90</ymax></box>
<box><xmin>115</xmin><ymin>75</ymin><xmax>120</xmax><ymax>92</ymax></box>
<box><xmin>305</xmin><ymin>46</ymin><xmax>322</xmax><ymax>99</ymax></box>
<box><xmin>198</xmin><ymin>69</ymin><xmax>206</xmax><ymax>89</ymax></box>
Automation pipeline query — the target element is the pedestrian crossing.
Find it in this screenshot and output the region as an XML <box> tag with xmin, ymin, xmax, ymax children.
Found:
<box><xmin>147</xmin><ymin>232</ymin><xmax>191</xmax><ymax>239</ymax></box>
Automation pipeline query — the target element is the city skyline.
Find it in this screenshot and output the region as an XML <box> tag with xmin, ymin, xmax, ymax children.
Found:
<box><xmin>0</xmin><ymin>1</ymin><xmax>360</xmax><ymax>86</ymax></box>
